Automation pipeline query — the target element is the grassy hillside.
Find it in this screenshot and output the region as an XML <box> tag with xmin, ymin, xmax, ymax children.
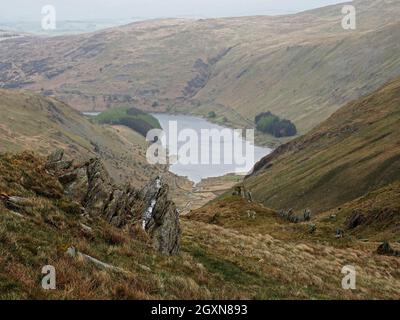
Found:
<box><xmin>1</xmin><ymin>151</ymin><xmax>399</xmax><ymax>299</ymax></box>
<box><xmin>243</xmin><ymin>76</ymin><xmax>400</xmax><ymax>214</ymax></box>
<box><xmin>184</xmin><ymin>193</ymin><xmax>400</xmax><ymax>299</ymax></box>
<box><xmin>0</xmin><ymin>152</ymin><xmax>236</xmax><ymax>299</ymax></box>
<box><xmin>0</xmin><ymin>0</ymin><xmax>399</xmax><ymax>143</ymax></box>
<box><xmin>0</xmin><ymin>89</ymin><xmax>162</xmax><ymax>186</ymax></box>
<box><xmin>95</xmin><ymin>106</ymin><xmax>161</xmax><ymax>137</ymax></box>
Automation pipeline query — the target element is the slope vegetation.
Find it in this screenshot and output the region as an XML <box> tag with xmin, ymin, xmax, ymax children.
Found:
<box><xmin>0</xmin><ymin>89</ymin><xmax>161</xmax><ymax>186</ymax></box>
<box><xmin>244</xmin><ymin>76</ymin><xmax>400</xmax><ymax>214</ymax></box>
<box><xmin>1</xmin><ymin>152</ymin><xmax>399</xmax><ymax>299</ymax></box>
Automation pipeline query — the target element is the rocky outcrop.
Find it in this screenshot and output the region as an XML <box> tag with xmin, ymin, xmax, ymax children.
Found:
<box><xmin>46</xmin><ymin>149</ymin><xmax>73</xmax><ymax>171</ymax></box>
<box><xmin>140</xmin><ymin>178</ymin><xmax>181</xmax><ymax>255</ymax></box>
<box><xmin>277</xmin><ymin>208</ymin><xmax>312</xmax><ymax>223</ymax></box>
<box><xmin>232</xmin><ymin>185</ymin><xmax>253</xmax><ymax>202</ymax></box>
<box><xmin>46</xmin><ymin>149</ymin><xmax>181</xmax><ymax>255</ymax></box>
<box><xmin>377</xmin><ymin>242</ymin><xmax>400</xmax><ymax>257</ymax></box>
<box><xmin>181</xmin><ymin>48</ymin><xmax>233</xmax><ymax>99</ymax></box>
<box><xmin>346</xmin><ymin>210</ymin><xmax>366</xmax><ymax>229</ymax></box>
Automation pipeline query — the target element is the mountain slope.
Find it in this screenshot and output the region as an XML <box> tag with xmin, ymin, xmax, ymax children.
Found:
<box><xmin>1</xmin><ymin>151</ymin><xmax>399</xmax><ymax>299</ymax></box>
<box><xmin>0</xmin><ymin>89</ymin><xmax>161</xmax><ymax>186</ymax></box>
<box><xmin>243</xmin><ymin>76</ymin><xmax>400</xmax><ymax>214</ymax></box>
<box><xmin>0</xmin><ymin>0</ymin><xmax>399</xmax><ymax>138</ymax></box>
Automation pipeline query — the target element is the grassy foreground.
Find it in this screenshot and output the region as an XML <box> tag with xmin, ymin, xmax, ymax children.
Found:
<box><xmin>0</xmin><ymin>152</ymin><xmax>399</xmax><ymax>299</ymax></box>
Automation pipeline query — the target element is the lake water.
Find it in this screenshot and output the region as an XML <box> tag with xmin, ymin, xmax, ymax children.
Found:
<box><xmin>152</xmin><ymin>113</ymin><xmax>272</xmax><ymax>183</ymax></box>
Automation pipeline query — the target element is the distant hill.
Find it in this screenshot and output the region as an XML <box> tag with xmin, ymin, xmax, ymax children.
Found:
<box><xmin>0</xmin><ymin>0</ymin><xmax>399</xmax><ymax>142</ymax></box>
<box><xmin>243</xmin><ymin>76</ymin><xmax>400</xmax><ymax>214</ymax></box>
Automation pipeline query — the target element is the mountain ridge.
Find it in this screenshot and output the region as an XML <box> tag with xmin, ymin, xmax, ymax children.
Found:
<box><xmin>1</xmin><ymin>0</ymin><xmax>399</xmax><ymax>142</ymax></box>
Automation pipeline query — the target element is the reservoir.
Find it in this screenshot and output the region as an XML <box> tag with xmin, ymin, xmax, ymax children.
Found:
<box><xmin>152</xmin><ymin>113</ymin><xmax>272</xmax><ymax>183</ymax></box>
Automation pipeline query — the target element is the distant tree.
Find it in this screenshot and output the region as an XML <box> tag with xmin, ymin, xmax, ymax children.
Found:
<box><xmin>255</xmin><ymin>111</ymin><xmax>297</xmax><ymax>137</ymax></box>
<box><xmin>208</xmin><ymin>111</ymin><xmax>216</xmax><ymax>118</ymax></box>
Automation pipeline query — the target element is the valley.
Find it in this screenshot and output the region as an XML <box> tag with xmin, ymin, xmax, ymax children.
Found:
<box><xmin>0</xmin><ymin>0</ymin><xmax>399</xmax><ymax>301</ymax></box>
<box><xmin>0</xmin><ymin>0</ymin><xmax>399</xmax><ymax>146</ymax></box>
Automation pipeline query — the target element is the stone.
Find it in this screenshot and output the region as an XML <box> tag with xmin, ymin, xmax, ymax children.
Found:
<box><xmin>247</xmin><ymin>210</ymin><xmax>256</xmax><ymax>219</ymax></box>
<box><xmin>346</xmin><ymin>210</ymin><xmax>365</xmax><ymax>229</ymax></box>
<box><xmin>377</xmin><ymin>242</ymin><xmax>400</xmax><ymax>257</ymax></box>
<box><xmin>0</xmin><ymin>194</ymin><xmax>31</xmax><ymax>211</ymax></box>
<box><xmin>47</xmin><ymin>149</ymin><xmax>64</xmax><ymax>163</ymax></box>
<box><xmin>141</xmin><ymin>177</ymin><xmax>181</xmax><ymax>255</ymax></box>
<box><xmin>303</xmin><ymin>209</ymin><xmax>312</xmax><ymax>221</ymax></box>
<box><xmin>66</xmin><ymin>246</ymin><xmax>128</xmax><ymax>273</ymax></box>
<box><xmin>47</xmin><ymin>150</ymin><xmax>181</xmax><ymax>256</ymax></box>
<box><xmin>58</xmin><ymin>172</ymin><xmax>78</xmax><ymax>185</ymax></box>
<box><xmin>335</xmin><ymin>229</ymin><xmax>344</xmax><ymax>238</ymax></box>
<box><xmin>84</xmin><ymin>158</ymin><xmax>115</xmax><ymax>215</ymax></box>
<box><xmin>45</xmin><ymin>149</ymin><xmax>73</xmax><ymax>171</ymax></box>
<box><xmin>62</xmin><ymin>165</ymin><xmax>88</xmax><ymax>203</ymax></box>
<box><xmin>232</xmin><ymin>185</ymin><xmax>253</xmax><ymax>202</ymax></box>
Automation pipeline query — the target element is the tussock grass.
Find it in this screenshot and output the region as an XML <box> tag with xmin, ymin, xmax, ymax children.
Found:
<box><xmin>1</xmin><ymin>152</ymin><xmax>399</xmax><ymax>299</ymax></box>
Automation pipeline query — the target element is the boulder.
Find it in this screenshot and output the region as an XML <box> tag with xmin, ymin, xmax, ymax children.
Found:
<box><xmin>346</xmin><ymin>210</ymin><xmax>366</xmax><ymax>229</ymax></box>
<box><xmin>303</xmin><ymin>209</ymin><xmax>312</xmax><ymax>221</ymax></box>
<box><xmin>232</xmin><ymin>185</ymin><xmax>253</xmax><ymax>202</ymax></box>
<box><xmin>377</xmin><ymin>242</ymin><xmax>400</xmax><ymax>257</ymax></box>
<box><xmin>62</xmin><ymin>165</ymin><xmax>88</xmax><ymax>203</ymax></box>
<box><xmin>335</xmin><ymin>229</ymin><xmax>344</xmax><ymax>238</ymax></box>
<box><xmin>47</xmin><ymin>148</ymin><xmax>64</xmax><ymax>163</ymax></box>
<box><xmin>46</xmin><ymin>148</ymin><xmax>74</xmax><ymax>171</ymax></box>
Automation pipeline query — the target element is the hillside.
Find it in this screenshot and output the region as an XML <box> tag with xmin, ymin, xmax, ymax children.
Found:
<box><xmin>243</xmin><ymin>76</ymin><xmax>400</xmax><ymax>214</ymax></box>
<box><xmin>1</xmin><ymin>151</ymin><xmax>399</xmax><ymax>299</ymax></box>
<box><xmin>0</xmin><ymin>0</ymin><xmax>399</xmax><ymax>301</ymax></box>
<box><xmin>0</xmin><ymin>0</ymin><xmax>399</xmax><ymax>141</ymax></box>
<box><xmin>0</xmin><ymin>89</ymin><xmax>162</xmax><ymax>186</ymax></box>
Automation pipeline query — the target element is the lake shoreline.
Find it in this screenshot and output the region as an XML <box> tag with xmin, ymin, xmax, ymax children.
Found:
<box><xmin>151</xmin><ymin>113</ymin><xmax>272</xmax><ymax>184</ymax></box>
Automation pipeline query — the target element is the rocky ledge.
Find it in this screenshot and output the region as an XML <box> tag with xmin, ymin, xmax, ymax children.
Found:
<box><xmin>47</xmin><ymin>149</ymin><xmax>181</xmax><ymax>255</ymax></box>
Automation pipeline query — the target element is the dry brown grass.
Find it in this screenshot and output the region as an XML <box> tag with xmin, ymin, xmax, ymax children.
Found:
<box><xmin>182</xmin><ymin>219</ymin><xmax>400</xmax><ymax>299</ymax></box>
<box><xmin>1</xmin><ymin>151</ymin><xmax>399</xmax><ymax>300</ymax></box>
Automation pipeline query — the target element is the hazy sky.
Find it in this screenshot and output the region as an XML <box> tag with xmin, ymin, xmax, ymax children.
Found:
<box><xmin>1</xmin><ymin>0</ymin><xmax>347</xmax><ymax>21</ymax></box>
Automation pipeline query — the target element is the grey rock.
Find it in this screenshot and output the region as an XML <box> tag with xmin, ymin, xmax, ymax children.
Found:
<box><xmin>66</xmin><ymin>246</ymin><xmax>128</xmax><ymax>273</ymax></box>
<box><xmin>140</xmin><ymin>177</ymin><xmax>181</xmax><ymax>255</ymax></box>
<box><xmin>247</xmin><ymin>210</ymin><xmax>257</xmax><ymax>219</ymax></box>
<box><xmin>58</xmin><ymin>172</ymin><xmax>78</xmax><ymax>185</ymax></box>
<box><xmin>47</xmin><ymin>149</ymin><xmax>64</xmax><ymax>163</ymax></box>
<box><xmin>303</xmin><ymin>209</ymin><xmax>312</xmax><ymax>221</ymax></box>
<box><xmin>232</xmin><ymin>185</ymin><xmax>253</xmax><ymax>202</ymax></box>
<box><xmin>346</xmin><ymin>210</ymin><xmax>365</xmax><ymax>229</ymax></box>
<box><xmin>335</xmin><ymin>229</ymin><xmax>344</xmax><ymax>238</ymax></box>
<box><xmin>46</xmin><ymin>160</ymin><xmax>73</xmax><ymax>171</ymax></box>
<box><xmin>377</xmin><ymin>242</ymin><xmax>400</xmax><ymax>257</ymax></box>
<box><xmin>48</xmin><ymin>151</ymin><xmax>181</xmax><ymax>255</ymax></box>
